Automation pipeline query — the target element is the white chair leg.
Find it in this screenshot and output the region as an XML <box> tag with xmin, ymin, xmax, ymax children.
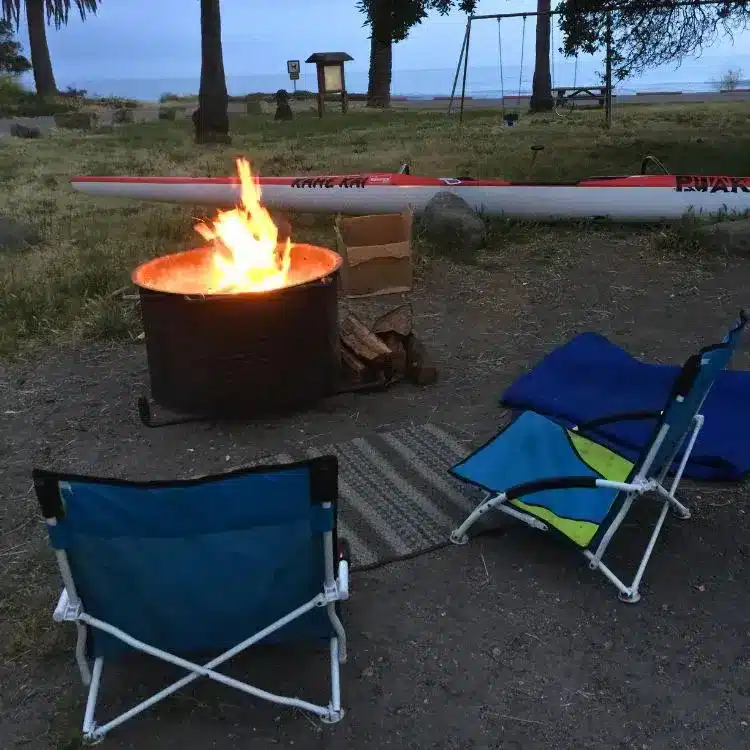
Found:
<box><xmin>450</xmin><ymin>492</ymin><xmax>503</xmax><ymax>544</ymax></box>
<box><xmin>321</xmin><ymin>637</ymin><xmax>345</xmax><ymax>724</ymax></box>
<box><xmin>75</xmin><ymin>623</ymin><xmax>91</xmax><ymax>686</ymax></box>
<box><xmin>327</xmin><ymin>603</ymin><xmax>347</xmax><ymax>664</ymax></box>
<box><xmin>584</xmin><ymin>497</ymin><xmax>673</xmax><ymax>604</ymax></box>
<box><xmin>82</xmin><ymin>657</ymin><xmax>104</xmax><ymax>744</ymax></box>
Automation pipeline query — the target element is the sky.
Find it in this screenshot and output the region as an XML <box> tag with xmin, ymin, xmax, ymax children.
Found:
<box><xmin>12</xmin><ymin>0</ymin><xmax>750</xmax><ymax>93</ymax></box>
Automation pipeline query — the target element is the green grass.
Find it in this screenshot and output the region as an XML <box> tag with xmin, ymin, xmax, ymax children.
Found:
<box><xmin>1</xmin><ymin>101</ymin><xmax>749</xmax><ymax>356</ymax></box>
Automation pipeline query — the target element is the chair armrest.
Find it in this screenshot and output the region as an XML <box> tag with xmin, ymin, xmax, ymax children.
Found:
<box><xmin>504</xmin><ymin>475</ymin><xmax>647</xmax><ymax>503</ymax></box>
<box><xmin>574</xmin><ymin>410</ymin><xmax>662</xmax><ymax>432</ymax></box>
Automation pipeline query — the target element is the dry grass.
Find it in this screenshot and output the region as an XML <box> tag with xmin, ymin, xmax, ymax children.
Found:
<box><xmin>1</xmin><ymin>101</ymin><xmax>750</xmax><ymax>355</ymax></box>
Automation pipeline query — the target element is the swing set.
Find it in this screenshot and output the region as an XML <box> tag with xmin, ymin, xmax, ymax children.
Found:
<box><xmin>448</xmin><ymin>9</ymin><xmax>611</xmax><ymax>126</ymax></box>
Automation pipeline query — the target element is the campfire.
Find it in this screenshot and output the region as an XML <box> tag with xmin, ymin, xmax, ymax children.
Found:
<box><xmin>131</xmin><ymin>157</ymin><xmax>436</xmax><ymax>423</ymax></box>
<box><xmin>134</xmin><ymin>157</ymin><xmax>335</xmax><ymax>297</ymax></box>
<box><xmin>132</xmin><ymin>157</ymin><xmax>342</xmax><ymax>420</ymax></box>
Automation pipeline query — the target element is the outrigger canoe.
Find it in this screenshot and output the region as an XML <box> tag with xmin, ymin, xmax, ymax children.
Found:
<box><xmin>70</xmin><ymin>172</ymin><xmax>750</xmax><ymax>222</ymax></box>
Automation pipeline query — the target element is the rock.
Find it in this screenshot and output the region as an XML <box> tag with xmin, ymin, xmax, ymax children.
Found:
<box><xmin>54</xmin><ymin>111</ymin><xmax>98</xmax><ymax>130</ymax></box>
<box><xmin>0</xmin><ymin>217</ymin><xmax>42</xmax><ymax>252</ymax></box>
<box><xmin>112</xmin><ymin>107</ymin><xmax>134</xmax><ymax>124</ymax></box>
<box><xmin>10</xmin><ymin>123</ymin><xmax>41</xmax><ymax>138</ymax></box>
<box><xmin>274</xmin><ymin>89</ymin><xmax>294</xmax><ymax>121</ymax></box>
<box><xmin>699</xmin><ymin>218</ymin><xmax>750</xmax><ymax>255</ymax></box>
<box><xmin>420</xmin><ymin>191</ymin><xmax>485</xmax><ymax>258</ymax></box>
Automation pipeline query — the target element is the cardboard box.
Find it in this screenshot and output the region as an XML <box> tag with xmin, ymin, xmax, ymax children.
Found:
<box><xmin>334</xmin><ymin>210</ymin><xmax>413</xmax><ymax>298</ymax></box>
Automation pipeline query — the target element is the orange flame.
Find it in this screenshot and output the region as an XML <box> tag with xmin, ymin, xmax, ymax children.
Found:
<box><xmin>194</xmin><ymin>158</ymin><xmax>291</xmax><ymax>293</ymax></box>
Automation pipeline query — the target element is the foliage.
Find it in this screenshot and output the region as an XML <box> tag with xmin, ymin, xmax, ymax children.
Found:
<box><xmin>0</xmin><ymin>73</ymin><xmax>78</xmax><ymax>114</ymax></box>
<box><xmin>91</xmin><ymin>95</ymin><xmax>139</xmax><ymax>109</ymax></box>
<box><xmin>0</xmin><ymin>17</ymin><xmax>29</xmax><ymax>74</ymax></box>
<box><xmin>716</xmin><ymin>67</ymin><xmax>745</xmax><ymax>90</ymax></box>
<box><xmin>558</xmin><ymin>0</ymin><xmax>750</xmax><ymax>81</ymax></box>
<box><xmin>356</xmin><ymin>0</ymin><xmax>478</xmax><ymax>42</ymax></box>
<box><xmin>1</xmin><ymin>0</ymin><xmax>99</xmax><ymax>30</ymax></box>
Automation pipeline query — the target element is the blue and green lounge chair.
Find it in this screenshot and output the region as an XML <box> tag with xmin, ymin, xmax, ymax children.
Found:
<box><xmin>33</xmin><ymin>456</ymin><xmax>350</xmax><ymax>743</ymax></box>
<box><xmin>450</xmin><ymin>312</ymin><xmax>747</xmax><ymax>602</ymax></box>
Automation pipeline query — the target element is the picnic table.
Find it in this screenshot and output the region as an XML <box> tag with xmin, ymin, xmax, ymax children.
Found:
<box><xmin>554</xmin><ymin>86</ymin><xmax>610</xmax><ymax>108</ymax></box>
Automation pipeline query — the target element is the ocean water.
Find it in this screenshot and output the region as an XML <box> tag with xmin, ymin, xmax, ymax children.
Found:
<box><xmin>60</xmin><ymin>54</ymin><xmax>750</xmax><ymax>102</ymax></box>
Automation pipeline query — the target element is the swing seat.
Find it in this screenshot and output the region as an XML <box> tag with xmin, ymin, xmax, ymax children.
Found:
<box><xmin>449</xmin><ymin>312</ymin><xmax>747</xmax><ymax>603</ymax></box>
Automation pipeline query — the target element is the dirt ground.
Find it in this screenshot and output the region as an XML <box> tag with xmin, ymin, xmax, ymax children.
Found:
<box><xmin>1</xmin><ymin>229</ymin><xmax>749</xmax><ymax>749</ymax></box>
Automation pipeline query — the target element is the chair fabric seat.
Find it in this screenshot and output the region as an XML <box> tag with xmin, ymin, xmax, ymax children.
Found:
<box><xmin>41</xmin><ymin>466</ymin><xmax>335</xmax><ymax>658</ymax></box>
<box><xmin>450</xmin><ymin>411</ymin><xmax>634</xmax><ymax>547</ymax></box>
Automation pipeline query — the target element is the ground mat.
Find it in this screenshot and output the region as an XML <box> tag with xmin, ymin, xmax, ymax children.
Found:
<box><xmin>253</xmin><ymin>422</ymin><xmax>488</xmax><ymax>569</ymax></box>
<box><xmin>501</xmin><ymin>332</ymin><xmax>750</xmax><ymax>482</ymax></box>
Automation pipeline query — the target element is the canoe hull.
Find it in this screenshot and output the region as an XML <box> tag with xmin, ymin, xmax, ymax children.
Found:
<box><xmin>70</xmin><ymin>173</ymin><xmax>750</xmax><ymax>222</ymax></box>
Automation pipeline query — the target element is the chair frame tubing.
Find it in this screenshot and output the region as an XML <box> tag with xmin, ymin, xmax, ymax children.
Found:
<box><xmin>451</xmin><ymin>415</ymin><xmax>704</xmax><ymax>604</ymax></box>
<box><xmin>50</xmin><ymin>501</ymin><xmax>349</xmax><ymax>745</ymax></box>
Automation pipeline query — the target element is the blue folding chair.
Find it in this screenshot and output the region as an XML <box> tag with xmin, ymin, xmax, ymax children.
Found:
<box><xmin>33</xmin><ymin>456</ymin><xmax>350</xmax><ymax>743</ymax></box>
<box><xmin>450</xmin><ymin>312</ymin><xmax>747</xmax><ymax>602</ymax></box>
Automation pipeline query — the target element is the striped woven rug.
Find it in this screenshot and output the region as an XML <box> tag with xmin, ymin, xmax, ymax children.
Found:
<box><xmin>259</xmin><ymin>422</ymin><xmax>493</xmax><ymax>569</ymax></box>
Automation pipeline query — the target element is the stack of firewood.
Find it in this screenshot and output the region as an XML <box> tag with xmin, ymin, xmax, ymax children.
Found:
<box><xmin>339</xmin><ymin>303</ymin><xmax>438</xmax><ymax>392</ymax></box>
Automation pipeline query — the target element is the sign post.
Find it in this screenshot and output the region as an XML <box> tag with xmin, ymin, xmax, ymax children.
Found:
<box><xmin>287</xmin><ymin>59</ymin><xmax>300</xmax><ymax>93</ymax></box>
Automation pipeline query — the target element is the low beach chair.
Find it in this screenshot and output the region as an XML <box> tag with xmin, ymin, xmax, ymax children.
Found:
<box><xmin>32</xmin><ymin>456</ymin><xmax>350</xmax><ymax>744</ymax></box>
<box><xmin>450</xmin><ymin>312</ymin><xmax>747</xmax><ymax>602</ymax></box>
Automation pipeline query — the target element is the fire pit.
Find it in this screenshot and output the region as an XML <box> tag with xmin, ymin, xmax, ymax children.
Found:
<box><xmin>132</xmin><ymin>158</ymin><xmax>343</xmax><ymax>419</ymax></box>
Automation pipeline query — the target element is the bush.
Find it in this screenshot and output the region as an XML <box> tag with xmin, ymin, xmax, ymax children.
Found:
<box><xmin>158</xmin><ymin>107</ymin><xmax>177</xmax><ymax>120</ymax></box>
<box><xmin>159</xmin><ymin>92</ymin><xmax>193</xmax><ymax>103</ymax></box>
<box><xmin>90</xmin><ymin>95</ymin><xmax>139</xmax><ymax>109</ymax></box>
<box><xmin>0</xmin><ymin>78</ymin><xmax>81</xmax><ymax>116</ymax></box>
<box><xmin>60</xmin><ymin>85</ymin><xmax>88</xmax><ymax>99</ymax></box>
<box><xmin>0</xmin><ymin>74</ymin><xmax>27</xmax><ymax>105</ymax></box>
<box><xmin>716</xmin><ymin>68</ymin><xmax>745</xmax><ymax>91</ymax></box>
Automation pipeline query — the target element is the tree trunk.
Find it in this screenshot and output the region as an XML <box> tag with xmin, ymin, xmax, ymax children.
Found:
<box><xmin>529</xmin><ymin>0</ymin><xmax>553</xmax><ymax>113</ymax></box>
<box><xmin>26</xmin><ymin>0</ymin><xmax>57</xmax><ymax>97</ymax></box>
<box><xmin>366</xmin><ymin>0</ymin><xmax>392</xmax><ymax>109</ymax></box>
<box><xmin>196</xmin><ymin>0</ymin><xmax>230</xmax><ymax>144</ymax></box>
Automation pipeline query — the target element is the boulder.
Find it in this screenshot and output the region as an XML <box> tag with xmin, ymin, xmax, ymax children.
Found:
<box><xmin>0</xmin><ymin>217</ymin><xmax>42</xmax><ymax>252</ymax></box>
<box><xmin>274</xmin><ymin>89</ymin><xmax>294</xmax><ymax>121</ymax></box>
<box><xmin>10</xmin><ymin>123</ymin><xmax>41</xmax><ymax>138</ymax></box>
<box><xmin>698</xmin><ymin>218</ymin><xmax>750</xmax><ymax>255</ymax></box>
<box><xmin>420</xmin><ymin>191</ymin><xmax>485</xmax><ymax>259</ymax></box>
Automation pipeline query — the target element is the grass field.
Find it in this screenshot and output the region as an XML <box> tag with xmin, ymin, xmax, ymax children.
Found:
<box><xmin>2</xmin><ymin>101</ymin><xmax>750</xmax><ymax>356</ymax></box>
<box><xmin>3</xmin><ymin>101</ymin><xmax>750</xmax><ymax>749</ymax></box>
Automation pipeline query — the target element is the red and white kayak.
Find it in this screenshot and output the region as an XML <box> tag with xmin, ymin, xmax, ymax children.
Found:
<box><xmin>70</xmin><ymin>172</ymin><xmax>750</xmax><ymax>222</ymax></box>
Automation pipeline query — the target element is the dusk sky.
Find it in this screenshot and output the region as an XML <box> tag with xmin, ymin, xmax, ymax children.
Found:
<box><xmin>13</xmin><ymin>0</ymin><xmax>750</xmax><ymax>94</ymax></box>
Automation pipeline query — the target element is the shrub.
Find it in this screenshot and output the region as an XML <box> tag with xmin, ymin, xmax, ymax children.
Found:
<box><xmin>716</xmin><ymin>68</ymin><xmax>745</xmax><ymax>91</ymax></box>
<box><xmin>60</xmin><ymin>85</ymin><xmax>88</xmax><ymax>99</ymax></box>
<box><xmin>92</xmin><ymin>96</ymin><xmax>139</xmax><ymax>109</ymax></box>
<box><xmin>0</xmin><ymin>74</ymin><xmax>28</xmax><ymax>105</ymax></box>
<box><xmin>159</xmin><ymin>92</ymin><xmax>193</xmax><ymax>103</ymax></box>
<box><xmin>158</xmin><ymin>107</ymin><xmax>177</xmax><ymax>120</ymax></box>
